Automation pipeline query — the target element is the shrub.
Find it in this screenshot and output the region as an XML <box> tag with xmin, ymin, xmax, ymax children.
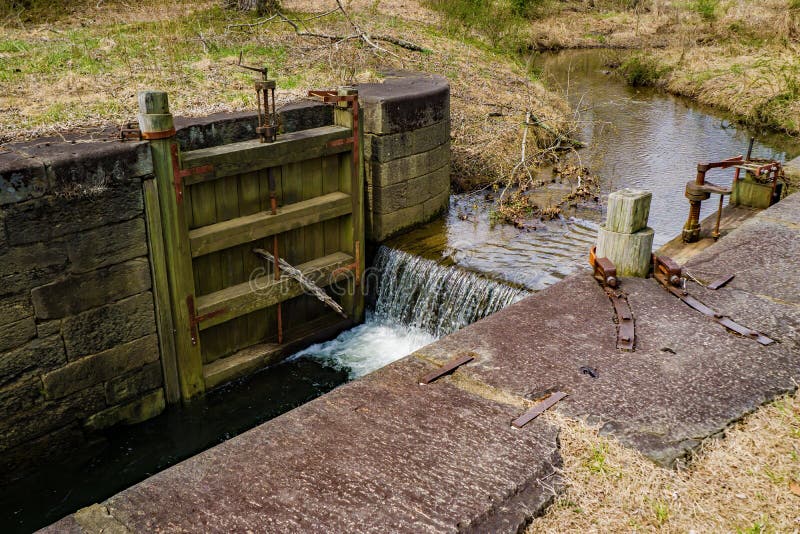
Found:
<box><xmin>692</xmin><ymin>0</ymin><xmax>719</xmax><ymax>21</ymax></box>
<box><xmin>618</xmin><ymin>54</ymin><xmax>669</xmax><ymax>86</ymax></box>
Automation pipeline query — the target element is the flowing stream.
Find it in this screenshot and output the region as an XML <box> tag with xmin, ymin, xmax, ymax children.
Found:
<box><xmin>293</xmin><ymin>246</ymin><xmax>527</xmax><ymax>378</ymax></box>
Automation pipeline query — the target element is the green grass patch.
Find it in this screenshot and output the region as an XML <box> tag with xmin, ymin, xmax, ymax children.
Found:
<box><xmin>691</xmin><ymin>0</ymin><xmax>719</xmax><ymax>21</ymax></box>
<box><xmin>424</xmin><ymin>0</ymin><xmax>533</xmax><ymax>54</ymax></box>
<box><xmin>618</xmin><ymin>54</ymin><xmax>670</xmax><ymax>86</ymax></box>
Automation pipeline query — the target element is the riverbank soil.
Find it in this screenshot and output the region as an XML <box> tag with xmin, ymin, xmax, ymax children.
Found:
<box><xmin>527</xmin><ymin>0</ymin><xmax>800</xmax><ymax>135</ymax></box>
<box><xmin>0</xmin><ymin>0</ymin><xmax>570</xmax><ymax>189</ymax></box>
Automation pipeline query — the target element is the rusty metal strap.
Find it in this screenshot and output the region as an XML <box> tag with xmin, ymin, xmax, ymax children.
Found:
<box><xmin>707</xmin><ymin>274</ymin><xmax>735</xmax><ymax>290</ymax></box>
<box><xmin>604</xmin><ymin>287</ymin><xmax>635</xmax><ymax>351</ymax></box>
<box><xmin>662</xmin><ymin>284</ymin><xmax>774</xmax><ymax>346</ymax></box>
<box><xmin>142</xmin><ymin>128</ymin><xmax>176</xmax><ymax>140</ymax></box>
<box><xmin>512</xmin><ymin>391</ymin><xmax>568</xmax><ymax>428</ymax></box>
<box><xmin>418</xmin><ymin>353</ymin><xmax>475</xmax><ymax>385</ymax></box>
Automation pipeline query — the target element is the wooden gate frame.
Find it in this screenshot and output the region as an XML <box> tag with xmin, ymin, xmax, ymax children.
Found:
<box><xmin>139</xmin><ymin>90</ymin><xmax>365</xmax><ymax>402</ymax></box>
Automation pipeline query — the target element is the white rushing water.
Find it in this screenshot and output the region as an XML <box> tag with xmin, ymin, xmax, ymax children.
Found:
<box><xmin>293</xmin><ymin>246</ymin><xmax>529</xmax><ymax>378</ymax></box>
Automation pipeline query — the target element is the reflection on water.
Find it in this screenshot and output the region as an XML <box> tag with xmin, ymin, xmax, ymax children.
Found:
<box><xmin>390</xmin><ymin>49</ymin><xmax>800</xmax><ymax>287</ymax></box>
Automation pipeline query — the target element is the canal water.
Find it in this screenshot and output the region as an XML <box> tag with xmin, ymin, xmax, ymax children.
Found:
<box><xmin>4</xmin><ymin>49</ymin><xmax>799</xmax><ymax>533</ymax></box>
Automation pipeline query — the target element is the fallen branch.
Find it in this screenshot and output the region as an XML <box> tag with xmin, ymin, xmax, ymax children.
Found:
<box><xmin>253</xmin><ymin>248</ymin><xmax>347</xmax><ymax>318</ymax></box>
<box><xmin>226</xmin><ymin>3</ymin><xmax>429</xmax><ymax>54</ymax></box>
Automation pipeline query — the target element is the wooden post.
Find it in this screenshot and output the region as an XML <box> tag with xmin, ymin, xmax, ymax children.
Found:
<box><xmin>142</xmin><ymin>179</ymin><xmax>181</xmax><ymax>404</ymax></box>
<box><xmin>335</xmin><ymin>86</ymin><xmax>365</xmax><ymax>323</ymax></box>
<box><xmin>138</xmin><ymin>91</ymin><xmax>205</xmax><ymax>401</ymax></box>
<box><xmin>596</xmin><ymin>188</ymin><xmax>654</xmax><ymax>278</ymax></box>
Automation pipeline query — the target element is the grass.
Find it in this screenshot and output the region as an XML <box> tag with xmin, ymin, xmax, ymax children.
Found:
<box><xmin>618</xmin><ymin>53</ymin><xmax>670</xmax><ymax>86</ymax></box>
<box><xmin>529</xmin><ymin>390</ymin><xmax>800</xmax><ymax>532</ymax></box>
<box><xmin>0</xmin><ymin>0</ymin><xmax>572</xmax><ymax>190</ymax></box>
<box><xmin>523</xmin><ymin>0</ymin><xmax>800</xmax><ymax>135</ymax></box>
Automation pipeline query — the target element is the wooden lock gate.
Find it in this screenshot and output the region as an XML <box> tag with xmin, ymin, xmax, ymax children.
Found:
<box><xmin>139</xmin><ymin>90</ymin><xmax>365</xmax><ymax>402</ymax></box>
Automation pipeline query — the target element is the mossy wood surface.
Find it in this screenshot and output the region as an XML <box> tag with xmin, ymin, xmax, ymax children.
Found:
<box><xmin>145</xmin><ymin>91</ymin><xmax>364</xmax><ymax>397</ymax></box>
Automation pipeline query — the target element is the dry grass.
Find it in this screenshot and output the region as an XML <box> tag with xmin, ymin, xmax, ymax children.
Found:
<box><xmin>527</xmin><ymin>0</ymin><xmax>800</xmax><ymax>134</ymax></box>
<box><xmin>530</xmin><ymin>390</ymin><xmax>800</xmax><ymax>533</ymax></box>
<box><xmin>0</xmin><ymin>0</ymin><xmax>572</xmax><ymax>189</ymax></box>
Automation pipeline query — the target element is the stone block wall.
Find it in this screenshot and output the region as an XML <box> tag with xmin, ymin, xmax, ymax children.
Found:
<box><xmin>358</xmin><ymin>71</ymin><xmax>451</xmax><ymax>241</ymax></box>
<box><xmin>0</xmin><ymin>139</ymin><xmax>164</xmax><ymax>477</ymax></box>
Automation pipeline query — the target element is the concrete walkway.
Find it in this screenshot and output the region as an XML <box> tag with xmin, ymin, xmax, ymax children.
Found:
<box><xmin>44</xmin><ymin>193</ymin><xmax>800</xmax><ymax>533</ymax></box>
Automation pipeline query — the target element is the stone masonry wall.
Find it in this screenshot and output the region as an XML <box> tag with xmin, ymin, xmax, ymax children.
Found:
<box><xmin>0</xmin><ymin>103</ymin><xmax>338</xmax><ymax>477</ymax></box>
<box><xmin>358</xmin><ymin>71</ymin><xmax>451</xmax><ymax>241</ymax></box>
<box><xmin>0</xmin><ymin>139</ymin><xmax>162</xmax><ymax>478</ymax></box>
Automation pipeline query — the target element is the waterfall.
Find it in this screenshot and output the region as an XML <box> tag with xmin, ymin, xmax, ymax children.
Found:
<box><xmin>294</xmin><ymin>246</ymin><xmax>528</xmax><ymax>378</ymax></box>
<box><xmin>371</xmin><ymin>246</ymin><xmax>528</xmax><ymax>337</ymax></box>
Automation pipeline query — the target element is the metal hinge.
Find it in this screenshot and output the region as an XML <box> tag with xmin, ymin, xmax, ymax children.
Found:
<box><xmin>589</xmin><ymin>247</ymin><xmax>634</xmax><ymax>351</ymax></box>
<box><xmin>170</xmin><ymin>144</ymin><xmax>214</xmax><ymax>204</ymax></box>
<box><xmin>653</xmin><ymin>254</ymin><xmax>774</xmax><ymax>346</ymax></box>
<box><xmin>186</xmin><ymin>295</ymin><xmax>227</xmax><ymax>346</ymax></box>
<box><xmin>331</xmin><ymin>241</ymin><xmax>362</xmax><ymax>284</ymax></box>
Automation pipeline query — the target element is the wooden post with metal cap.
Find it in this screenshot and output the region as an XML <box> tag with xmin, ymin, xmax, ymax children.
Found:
<box><xmin>138</xmin><ymin>90</ymin><xmax>205</xmax><ymax>401</ymax></box>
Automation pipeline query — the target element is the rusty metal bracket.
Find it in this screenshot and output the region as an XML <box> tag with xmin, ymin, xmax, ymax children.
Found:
<box><xmin>653</xmin><ymin>255</ymin><xmax>774</xmax><ymax>346</ymax></box>
<box><xmin>119</xmin><ymin>122</ymin><xmax>142</xmax><ymax>141</ymax></box>
<box><xmin>331</xmin><ymin>241</ymin><xmax>361</xmax><ymax>284</ymax></box>
<box><xmin>308</xmin><ymin>90</ymin><xmax>358</xmax><ymax>105</ymax></box>
<box><xmin>142</xmin><ymin>128</ymin><xmax>176</xmax><ymax>141</ymax></box>
<box><xmin>512</xmin><ymin>391</ymin><xmax>568</xmax><ymax>428</ymax></box>
<box><xmin>327</xmin><ymin>137</ymin><xmax>355</xmax><ymax>148</ymax></box>
<box><xmin>589</xmin><ymin>246</ymin><xmax>617</xmax><ymax>288</ymax></box>
<box><xmin>186</xmin><ymin>295</ymin><xmax>227</xmax><ymax>346</ymax></box>
<box><xmin>589</xmin><ymin>248</ymin><xmax>633</xmax><ymax>350</ymax></box>
<box><xmin>418</xmin><ymin>353</ymin><xmax>475</xmax><ymax>385</ymax></box>
<box><xmin>606</xmin><ymin>287</ymin><xmax>635</xmax><ymax>351</ymax></box>
<box><xmin>170</xmin><ymin>144</ymin><xmax>214</xmax><ymax>204</ymax></box>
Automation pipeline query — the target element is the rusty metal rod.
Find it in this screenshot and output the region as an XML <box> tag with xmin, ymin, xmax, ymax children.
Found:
<box><xmin>268</xmin><ymin>167</ymin><xmax>283</xmax><ymax>344</ymax></box>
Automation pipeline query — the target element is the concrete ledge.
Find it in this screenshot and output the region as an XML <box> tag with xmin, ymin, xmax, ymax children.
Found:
<box><xmin>1</xmin><ymin>140</ymin><xmax>151</xmax><ymax>204</ymax></box>
<box><xmin>44</xmin><ymin>357</ymin><xmax>562</xmax><ymax>533</ymax></box>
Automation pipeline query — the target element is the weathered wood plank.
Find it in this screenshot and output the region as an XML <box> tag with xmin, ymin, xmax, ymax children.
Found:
<box><xmin>196</xmin><ymin>252</ymin><xmax>354</xmax><ymax>330</ymax></box>
<box><xmin>138</xmin><ymin>91</ymin><xmax>204</xmax><ymax>400</ymax></box>
<box><xmin>203</xmin><ymin>314</ymin><xmax>353</xmax><ymax>390</ymax></box>
<box><xmin>188</xmin><ymin>179</ymin><xmax>223</xmax><ymax>364</ymax></box>
<box><xmin>322</xmin><ymin>154</ymin><xmax>341</xmax><ymax>256</ymax></box>
<box><xmin>189</xmin><ymin>192</ymin><xmax>352</xmax><ymax>257</ymax></box>
<box><xmin>181</xmin><ymin>125</ymin><xmax>352</xmax><ymax>184</ymax></box>
<box><xmin>215</xmin><ymin>174</ymin><xmax>244</xmax><ymax>360</ymax></box>
<box><xmin>142</xmin><ymin>178</ymin><xmax>181</xmax><ymax>405</ymax></box>
<box><xmin>238</xmin><ymin>171</ymin><xmax>270</xmax><ymax>348</ymax></box>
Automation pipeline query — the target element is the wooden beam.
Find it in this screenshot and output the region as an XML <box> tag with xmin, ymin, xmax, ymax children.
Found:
<box><xmin>195</xmin><ymin>252</ymin><xmax>354</xmax><ymax>330</ymax></box>
<box><xmin>202</xmin><ymin>314</ymin><xmax>353</xmax><ymax>390</ymax></box>
<box><xmin>138</xmin><ymin>91</ymin><xmax>205</xmax><ymax>401</ymax></box>
<box><xmin>181</xmin><ymin>126</ymin><xmax>353</xmax><ymax>184</ymax></box>
<box><xmin>189</xmin><ymin>192</ymin><xmax>352</xmax><ymax>258</ymax></box>
<box><xmin>142</xmin><ymin>178</ymin><xmax>181</xmax><ymax>405</ymax></box>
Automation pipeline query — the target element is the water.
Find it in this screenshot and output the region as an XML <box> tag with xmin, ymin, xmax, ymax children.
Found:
<box><xmin>1</xmin><ymin>358</ymin><xmax>349</xmax><ymax>533</ymax></box>
<box><xmin>294</xmin><ymin>246</ymin><xmax>528</xmax><ymax>377</ymax></box>
<box><xmin>391</xmin><ymin>49</ymin><xmax>800</xmax><ymax>288</ymax></box>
